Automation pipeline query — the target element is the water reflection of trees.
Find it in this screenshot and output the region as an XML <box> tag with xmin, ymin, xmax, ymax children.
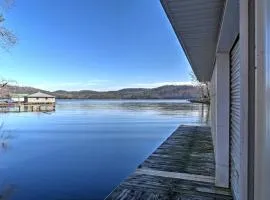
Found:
<box><xmin>0</xmin><ymin>184</ymin><xmax>15</xmax><ymax>200</ymax></box>
<box><xmin>0</xmin><ymin>123</ymin><xmax>16</xmax><ymax>200</ymax></box>
<box><xmin>57</xmin><ymin>100</ymin><xmax>210</xmax><ymax>124</ymax></box>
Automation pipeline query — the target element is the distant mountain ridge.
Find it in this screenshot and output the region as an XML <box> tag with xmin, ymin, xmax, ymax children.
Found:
<box><xmin>2</xmin><ymin>85</ymin><xmax>201</xmax><ymax>99</ymax></box>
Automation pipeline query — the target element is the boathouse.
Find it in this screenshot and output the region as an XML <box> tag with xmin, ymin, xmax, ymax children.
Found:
<box><xmin>25</xmin><ymin>92</ymin><xmax>55</xmax><ymax>104</ymax></box>
<box><xmin>10</xmin><ymin>94</ymin><xmax>28</xmax><ymax>103</ymax></box>
<box><xmin>160</xmin><ymin>0</ymin><xmax>269</xmax><ymax>199</ymax></box>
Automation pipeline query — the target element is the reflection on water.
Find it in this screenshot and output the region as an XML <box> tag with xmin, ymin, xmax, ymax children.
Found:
<box><xmin>0</xmin><ymin>100</ymin><xmax>209</xmax><ymax>200</ymax></box>
<box><xmin>57</xmin><ymin>100</ymin><xmax>209</xmax><ymax>123</ymax></box>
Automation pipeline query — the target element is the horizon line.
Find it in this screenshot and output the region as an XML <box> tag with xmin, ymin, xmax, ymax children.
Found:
<box><xmin>9</xmin><ymin>83</ymin><xmax>197</xmax><ymax>93</ymax></box>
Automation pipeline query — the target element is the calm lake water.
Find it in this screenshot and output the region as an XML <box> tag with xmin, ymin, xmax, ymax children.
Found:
<box><xmin>0</xmin><ymin>100</ymin><xmax>209</xmax><ymax>200</ymax></box>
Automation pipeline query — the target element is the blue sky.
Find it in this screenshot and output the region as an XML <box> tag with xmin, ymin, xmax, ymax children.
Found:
<box><xmin>0</xmin><ymin>0</ymin><xmax>192</xmax><ymax>91</ymax></box>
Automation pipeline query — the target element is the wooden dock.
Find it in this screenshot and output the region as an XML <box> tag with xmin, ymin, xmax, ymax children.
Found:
<box><xmin>106</xmin><ymin>126</ymin><xmax>232</xmax><ymax>200</ymax></box>
<box><xmin>0</xmin><ymin>103</ymin><xmax>55</xmax><ymax>112</ymax></box>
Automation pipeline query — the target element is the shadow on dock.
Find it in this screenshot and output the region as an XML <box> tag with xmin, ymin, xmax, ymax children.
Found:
<box><xmin>106</xmin><ymin>125</ymin><xmax>232</xmax><ymax>200</ymax></box>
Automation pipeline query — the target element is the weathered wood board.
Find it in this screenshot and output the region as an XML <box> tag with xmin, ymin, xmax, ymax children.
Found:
<box><xmin>106</xmin><ymin>126</ymin><xmax>232</xmax><ymax>200</ymax></box>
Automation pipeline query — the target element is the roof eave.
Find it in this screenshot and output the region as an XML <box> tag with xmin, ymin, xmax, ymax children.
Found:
<box><xmin>160</xmin><ymin>0</ymin><xmax>202</xmax><ymax>81</ymax></box>
<box><xmin>160</xmin><ymin>0</ymin><xmax>226</xmax><ymax>82</ymax></box>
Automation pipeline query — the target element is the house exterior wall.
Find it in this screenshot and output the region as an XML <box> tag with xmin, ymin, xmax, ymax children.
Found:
<box><xmin>11</xmin><ymin>97</ymin><xmax>25</xmax><ymax>102</ymax></box>
<box><xmin>212</xmin><ymin>38</ymin><xmax>242</xmax><ymax>199</ymax></box>
<box><xmin>216</xmin><ymin>1</ymin><xmax>251</xmax><ymax>199</ymax></box>
<box><xmin>255</xmin><ymin>0</ymin><xmax>270</xmax><ymax>199</ymax></box>
<box><xmin>212</xmin><ymin>39</ymin><xmax>241</xmax><ymax>198</ymax></box>
<box><xmin>230</xmin><ymin>39</ymin><xmax>241</xmax><ymax>200</ymax></box>
<box><xmin>161</xmin><ymin>0</ymin><xmax>258</xmax><ymax>198</ymax></box>
<box><xmin>190</xmin><ymin>1</ymin><xmax>251</xmax><ymax>198</ymax></box>
<box><xmin>210</xmin><ymin>54</ymin><xmax>230</xmax><ymax>188</ymax></box>
<box><xmin>239</xmin><ymin>1</ymin><xmax>251</xmax><ymax>199</ymax></box>
<box><xmin>216</xmin><ymin>53</ymin><xmax>230</xmax><ymax>188</ymax></box>
<box><xmin>215</xmin><ymin>1</ymin><xmax>251</xmax><ymax>199</ymax></box>
<box><xmin>210</xmin><ymin>64</ymin><xmax>217</xmax><ymax>153</ymax></box>
<box><xmin>26</xmin><ymin>97</ymin><xmax>55</xmax><ymax>104</ymax></box>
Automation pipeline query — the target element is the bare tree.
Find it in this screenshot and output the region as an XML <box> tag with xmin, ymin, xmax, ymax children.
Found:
<box><xmin>0</xmin><ymin>78</ymin><xmax>16</xmax><ymax>87</ymax></box>
<box><xmin>189</xmin><ymin>71</ymin><xmax>210</xmax><ymax>100</ymax></box>
<box><xmin>0</xmin><ymin>0</ymin><xmax>16</xmax><ymax>50</ymax></box>
<box><xmin>1</xmin><ymin>79</ymin><xmax>9</xmax><ymax>88</ymax></box>
<box><xmin>1</xmin><ymin>0</ymin><xmax>14</xmax><ymax>10</ymax></box>
<box><xmin>0</xmin><ymin>84</ymin><xmax>16</xmax><ymax>199</ymax></box>
<box><xmin>0</xmin><ymin>122</ymin><xmax>12</xmax><ymax>150</ymax></box>
<box><xmin>0</xmin><ymin>78</ymin><xmax>16</xmax><ymax>98</ymax></box>
<box><xmin>0</xmin><ymin>184</ymin><xmax>15</xmax><ymax>200</ymax></box>
<box><xmin>0</xmin><ymin>2</ymin><xmax>16</xmax><ymax>198</ymax></box>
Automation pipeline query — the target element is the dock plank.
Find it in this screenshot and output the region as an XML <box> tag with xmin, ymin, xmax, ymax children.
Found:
<box><xmin>106</xmin><ymin>126</ymin><xmax>232</xmax><ymax>200</ymax></box>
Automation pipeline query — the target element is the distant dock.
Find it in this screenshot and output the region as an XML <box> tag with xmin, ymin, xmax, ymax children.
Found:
<box><xmin>106</xmin><ymin>126</ymin><xmax>232</xmax><ymax>200</ymax></box>
<box><xmin>0</xmin><ymin>103</ymin><xmax>55</xmax><ymax>113</ymax></box>
<box><xmin>0</xmin><ymin>92</ymin><xmax>56</xmax><ymax>113</ymax></box>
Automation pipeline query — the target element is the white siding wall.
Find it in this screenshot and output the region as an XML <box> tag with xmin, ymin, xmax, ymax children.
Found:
<box><xmin>230</xmin><ymin>39</ymin><xmax>240</xmax><ymax>200</ymax></box>
<box><xmin>11</xmin><ymin>97</ymin><xmax>24</xmax><ymax>102</ymax></box>
<box><xmin>255</xmin><ymin>0</ymin><xmax>270</xmax><ymax>199</ymax></box>
<box><xmin>26</xmin><ymin>97</ymin><xmax>55</xmax><ymax>104</ymax></box>
<box><xmin>211</xmin><ymin>55</ymin><xmax>230</xmax><ymax>188</ymax></box>
<box><xmin>210</xmin><ymin>64</ymin><xmax>217</xmax><ymax>153</ymax></box>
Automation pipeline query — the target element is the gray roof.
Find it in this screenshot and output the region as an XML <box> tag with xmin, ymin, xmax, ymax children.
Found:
<box><xmin>27</xmin><ymin>92</ymin><xmax>55</xmax><ymax>98</ymax></box>
<box><xmin>160</xmin><ymin>0</ymin><xmax>226</xmax><ymax>81</ymax></box>
<box><xmin>10</xmin><ymin>93</ymin><xmax>29</xmax><ymax>97</ymax></box>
